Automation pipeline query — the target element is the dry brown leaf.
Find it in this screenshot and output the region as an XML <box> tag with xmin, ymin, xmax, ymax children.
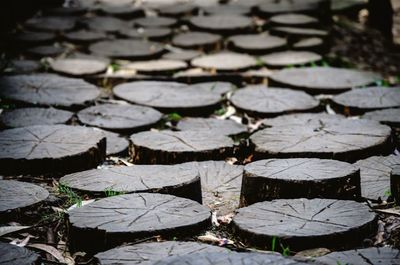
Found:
<box><xmin>28</xmin><ymin>243</ymin><xmax>66</xmax><ymax>263</ymax></box>
<box><xmin>0</xmin><ymin>226</ymin><xmax>30</xmax><ymax>237</ymax></box>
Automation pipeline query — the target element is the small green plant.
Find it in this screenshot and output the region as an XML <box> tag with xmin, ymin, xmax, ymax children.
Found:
<box><xmin>270</xmin><ymin>236</ymin><xmax>290</xmax><ymax>256</ymax></box>
<box><xmin>58</xmin><ymin>183</ymin><xmax>82</xmax><ymax>207</ymax></box>
<box><xmin>104</xmin><ymin>187</ymin><xmax>125</xmax><ymax>197</ymax></box>
<box><xmin>280</xmin><ymin>243</ymin><xmax>290</xmax><ymax>256</ymax></box>
<box><xmin>255</xmin><ymin>57</ymin><xmax>264</xmax><ymax>67</ymax></box>
<box><xmin>167</xmin><ymin>112</ymin><xmax>182</xmax><ymax>122</ymax></box>
<box><xmin>271</xmin><ymin>236</ymin><xmax>277</xmax><ymax>252</ymax></box>
<box><xmin>310</xmin><ymin>62</ymin><xmax>318</xmax><ymax>67</ymax></box>
<box><xmin>375</xmin><ymin>79</ymin><xmax>390</xmax><ymax>87</ymax></box>
<box><xmin>384</xmin><ymin>189</ymin><xmax>392</xmax><ymax>197</ymax></box>
<box><xmin>110</xmin><ymin>63</ymin><xmax>120</xmax><ymax>72</ymax></box>
<box><xmin>320</xmin><ymin>60</ymin><xmax>330</xmax><ymax>67</ymax></box>
<box><xmin>214</xmin><ymin>107</ymin><xmax>227</xmax><ymax>116</ymax></box>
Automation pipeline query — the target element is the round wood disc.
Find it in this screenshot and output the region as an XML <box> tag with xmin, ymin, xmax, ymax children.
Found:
<box><xmin>230</xmin><ymin>86</ymin><xmax>319</xmax><ymax>117</ymax></box>
<box><xmin>163</xmin><ymin>50</ymin><xmax>201</xmax><ymax>61</ymax></box>
<box><xmin>362</xmin><ymin>108</ymin><xmax>400</xmax><ymax>127</ymax></box>
<box><xmin>158</xmin><ymin>4</ymin><xmax>196</xmax><ymax>17</ymax></box>
<box><xmin>77</xmin><ymin>103</ymin><xmax>162</xmax><ymax>132</ymax></box>
<box><xmin>191</xmin><ymin>52</ymin><xmax>257</xmax><ymax>71</ymax></box>
<box><xmin>7</xmin><ymin>60</ymin><xmax>41</xmax><ymax>74</ymax></box>
<box><xmin>89</xmin><ymin>39</ymin><xmax>164</xmax><ymax>60</ymax></box>
<box><xmin>177</xmin><ymin>117</ymin><xmax>247</xmax><ymax>136</ymax></box>
<box><xmin>26</xmin><ymin>45</ymin><xmax>65</xmax><ymax>58</ymax></box>
<box><xmin>0</xmin><ymin>125</ymin><xmax>106</xmax><ymax>175</ymax></box>
<box><xmin>68</xmin><ymin>193</ymin><xmax>211</xmax><ymax>253</ymax></box>
<box><xmin>189</xmin><ymin>15</ymin><xmax>253</xmax><ymax>34</ymax></box>
<box><xmin>0</xmin><ymin>180</ymin><xmax>49</xmax><ymax>214</ymax></box>
<box><xmin>172</xmin><ymin>32</ymin><xmax>222</xmax><ymax>49</ymax></box>
<box><xmin>233</xmin><ymin>198</ymin><xmax>377</xmax><ymax>250</ymax></box>
<box><xmin>100</xmin><ymin>4</ymin><xmax>144</xmax><ymax>18</ymax></box>
<box><xmin>269</xmin><ymin>13</ymin><xmax>318</xmax><ymax>27</ymax></box>
<box><xmin>25</xmin><ymin>16</ymin><xmax>76</xmax><ymax>32</ymax></box>
<box><xmin>129</xmin><ymin>130</ymin><xmax>234</xmax><ymax>164</ymax></box>
<box><xmin>202</xmin><ymin>4</ymin><xmax>251</xmax><ymax>15</ymax></box>
<box><xmin>228</xmin><ymin>34</ymin><xmax>287</xmax><ymax>54</ymax></box>
<box><xmin>241</xmin><ymin>158</ymin><xmax>360</xmax><ymax>206</ymax></box>
<box><xmin>293</xmin><ymin>37</ymin><xmax>324</xmax><ymax>51</ymax></box>
<box><xmin>50</xmin><ymin>58</ymin><xmax>108</xmax><ymax>76</ymax></box>
<box><xmin>251</xmin><ymin>115</ymin><xmax>392</xmax><ymax>162</ymax></box>
<box><xmin>113</xmin><ymin>81</ymin><xmax>221</xmax><ymax>115</ymax></box>
<box><xmin>189</xmin><ymin>81</ymin><xmax>234</xmax><ymax>95</ymax></box>
<box><xmin>257</xmin><ymin>1</ymin><xmax>327</xmax><ymax>17</ymax></box>
<box><xmin>118</xmin><ymin>27</ymin><xmax>172</xmax><ymax>40</ymax></box>
<box><xmin>134</xmin><ymin>16</ymin><xmax>177</xmax><ymax>28</ymax></box>
<box><xmin>262</xmin><ymin>113</ymin><xmax>345</xmax><ymax>127</ymax></box>
<box><xmin>0</xmin><ymin>107</ymin><xmax>73</xmax><ymax>128</ymax></box>
<box><xmin>270</xmin><ymin>27</ymin><xmax>328</xmax><ymax>39</ymax></box>
<box><xmin>122</xmin><ymin>59</ymin><xmax>187</xmax><ymax>74</ymax></box>
<box><xmin>13</xmin><ymin>31</ymin><xmax>56</xmax><ymax>45</ymax></box>
<box><xmin>269</xmin><ymin>67</ymin><xmax>382</xmax><ymax>94</ymax></box>
<box><xmin>0</xmin><ymin>74</ymin><xmax>100</xmax><ymax>109</ymax></box>
<box><xmin>63</xmin><ymin>30</ymin><xmax>107</xmax><ymax>43</ymax></box>
<box><xmin>84</xmin><ymin>16</ymin><xmax>129</xmax><ymax>32</ymax></box>
<box><xmin>98</xmin><ymin>130</ymin><xmax>129</xmax><ymax>156</ymax></box>
<box><xmin>0</xmin><ymin>242</ymin><xmax>41</xmax><ymax>265</ymax></box>
<box><xmin>260</xmin><ymin>51</ymin><xmax>322</xmax><ymax>68</ymax></box>
<box><xmin>95</xmin><ymin>241</ymin><xmax>228</xmax><ymax>265</ymax></box>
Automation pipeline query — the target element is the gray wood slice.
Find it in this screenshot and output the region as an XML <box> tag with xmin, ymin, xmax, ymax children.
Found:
<box><xmin>262</xmin><ymin>113</ymin><xmax>345</xmax><ymax>127</ymax></box>
<box><xmin>189</xmin><ymin>81</ymin><xmax>234</xmax><ymax>95</ymax></box>
<box><xmin>7</xmin><ymin>60</ymin><xmax>41</xmax><ymax>74</ymax></box>
<box><xmin>270</xmin><ymin>27</ymin><xmax>328</xmax><ymax>39</ymax></box>
<box><xmin>13</xmin><ymin>31</ymin><xmax>56</xmax><ymax>45</ymax></box>
<box><xmin>84</xmin><ymin>16</ymin><xmax>129</xmax><ymax>32</ymax></box>
<box><xmin>89</xmin><ymin>40</ymin><xmax>164</xmax><ymax>60</ymax></box>
<box><xmin>100</xmin><ymin>4</ymin><xmax>144</xmax><ymax>18</ymax></box>
<box><xmin>228</xmin><ymin>34</ymin><xmax>287</xmax><ymax>54</ymax></box>
<box><xmin>134</xmin><ymin>16</ymin><xmax>177</xmax><ymax>28</ymax></box>
<box><xmin>177</xmin><ymin>117</ymin><xmax>247</xmax><ymax>136</ymax></box>
<box><xmin>158</xmin><ymin>4</ymin><xmax>196</xmax><ymax>17</ymax></box>
<box><xmin>118</xmin><ymin>27</ymin><xmax>172</xmax><ymax>40</ymax></box>
<box><xmin>269</xmin><ymin>14</ymin><xmax>319</xmax><ymax>27</ymax></box>
<box><xmin>332</xmin><ymin>87</ymin><xmax>400</xmax><ymax>114</ymax></box>
<box><xmin>129</xmin><ymin>130</ymin><xmax>234</xmax><ymax>164</ymax></box>
<box><xmin>0</xmin><ymin>242</ymin><xmax>40</xmax><ymax>265</ymax></box>
<box><xmin>189</xmin><ymin>15</ymin><xmax>253</xmax><ymax>34</ymax></box>
<box><xmin>269</xmin><ymin>67</ymin><xmax>382</xmax><ymax>94</ymax></box>
<box><xmin>68</xmin><ymin>193</ymin><xmax>211</xmax><ymax>253</ymax></box>
<box><xmin>391</xmin><ymin>165</ymin><xmax>400</xmax><ymax>203</ymax></box>
<box><xmin>172</xmin><ymin>32</ymin><xmax>222</xmax><ymax>50</ymax></box>
<box><xmin>50</xmin><ymin>58</ymin><xmax>108</xmax><ymax>76</ymax></box>
<box><xmin>113</xmin><ymin>81</ymin><xmax>221</xmax><ymax>115</ymax></box>
<box><xmin>315</xmin><ymin>247</ymin><xmax>400</xmax><ymax>265</ymax></box>
<box><xmin>257</xmin><ymin>0</ymin><xmax>328</xmax><ymax>17</ymax></box>
<box><xmin>60</xmin><ymin>164</ymin><xmax>202</xmax><ymax>202</ymax></box>
<box><xmin>98</xmin><ymin>130</ymin><xmax>129</xmax><ymax>156</ymax></box>
<box><xmin>293</xmin><ymin>37</ymin><xmax>325</xmax><ymax>52</ymax></box>
<box><xmin>0</xmin><ymin>107</ymin><xmax>73</xmax><ymax>128</ymax></box>
<box><xmin>260</xmin><ymin>51</ymin><xmax>322</xmax><ymax>68</ymax></box>
<box><xmin>354</xmin><ymin>155</ymin><xmax>400</xmax><ymax>201</ymax></box>
<box><xmin>362</xmin><ymin>108</ymin><xmax>400</xmax><ymax>127</ymax></box>
<box><xmin>0</xmin><ymin>180</ymin><xmax>49</xmax><ymax>214</ymax></box>
<box><xmin>251</xmin><ymin>115</ymin><xmax>392</xmax><ymax>162</ymax></box>
<box><xmin>95</xmin><ymin>241</ymin><xmax>229</xmax><ymax>265</ymax></box>
<box><xmin>26</xmin><ymin>45</ymin><xmax>65</xmax><ymax>58</ymax></box>
<box><xmin>233</xmin><ymin>198</ymin><xmax>377</xmax><ymax>250</ymax></box>
<box><xmin>77</xmin><ymin>103</ymin><xmax>162</xmax><ymax>132</ymax></box>
<box><xmin>0</xmin><ymin>74</ymin><xmax>100</xmax><ymax>109</ymax></box>
<box><xmin>162</xmin><ymin>50</ymin><xmax>201</xmax><ymax>61</ymax></box>
<box><xmin>202</xmin><ymin>4</ymin><xmax>251</xmax><ymax>16</ymax></box>
<box><xmin>25</xmin><ymin>16</ymin><xmax>76</xmax><ymax>32</ymax></box>
<box><xmin>0</xmin><ymin>125</ymin><xmax>106</xmax><ymax>175</ymax></box>
<box><xmin>122</xmin><ymin>59</ymin><xmax>187</xmax><ymax>74</ymax></box>
<box><xmin>241</xmin><ymin>158</ymin><xmax>361</xmax><ymax>206</ymax></box>
<box><xmin>191</xmin><ymin>52</ymin><xmax>257</xmax><ymax>71</ymax></box>
<box><xmin>230</xmin><ymin>86</ymin><xmax>319</xmax><ymax>117</ymax></box>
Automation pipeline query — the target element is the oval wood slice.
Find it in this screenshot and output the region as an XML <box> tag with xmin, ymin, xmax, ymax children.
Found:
<box><xmin>233</xmin><ymin>198</ymin><xmax>377</xmax><ymax>250</ymax></box>
<box><xmin>362</xmin><ymin>108</ymin><xmax>400</xmax><ymax>127</ymax></box>
<box><xmin>50</xmin><ymin>58</ymin><xmax>108</xmax><ymax>76</ymax></box>
<box><xmin>118</xmin><ymin>27</ymin><xmax>172</xmax><ymax>40</ymax></box>
<box><xmin>0</xmin><ymin>74</ymin><xmax>100</xmax><ymax>109</ymax></box>
<box><xmin>95</xmin><ymin>241</ymin><xmax>229</xmax><ymax>265</ymax></box>
<box><xmin>158</xmin><ymin>4</ymin><xmax>196</xmax><ymax>17</ymax></box>
<box><xmin>189</xmin><ymin>15</ymin><xmax>253</xmax><ymax>34</ymax></box>
<box><xmin>258</xmin><ymin>0</ymin><xmax>326</xmax><ymax>17</ymax></box>
<box><xmin>269</xmin><ymin>67</ymin><xmax>382</xmax><ymax>94</ymax></box>
<box><xmin>7</xmin><ymin>60</ymin><xmax>41</xmax><ymax>74</ymax></box>
<box><xmin>293</xmin><ymin>37</ymin><xmax>324</xmax><ymax>52</ymax></box>
<box><xmin>241</xmin><ymin>158</ymin><xmax>360</xmax><ymax>206</ymax></box>
<box><xmin>27</xmin><ymin>45</ymin><xmax>65</xmax><ymax>58</ymax></box>
<box><xmin>77</xmin><ymin>103</ymin><xmax>162</xmax><ymax>132</ymax></box>
<box><xmin>228</xmin><ymin>34</ymin><xmax>287</xmax><ymax>54</ymax></box>
<box><xmin>100</xmin><ymin>4</ymin><xmax>144</xmax><ymax>18</ymax></box>
<box><xmin>134</xmin><ymin>16</ymin><xmax>177</xmax><ymax>28</ymax></box>
<box><xmin>122</xmin><ymin>59</ymin><xmax>187</xmax><ymax>74</ymax></box>
<box><xmin>129</xmin><ymin>130</ymin><xmax>234</xmax><ymax>164</ymax></box>
<box><xmin>202</xmin><ymin>4</ymin><xmax>251</xmax><ymax>16</ymax></box>
<box><xmin>189</xmin><ymin>81</ymin><xmax>234</xmax><ymax>95</ymax></box>
<box><xmin>0</xmin><ymin>125</ymin><xmax>106</xmax><ymax>175</ymax></box>
<box><xmin>98</xmin><ymin>130</ymin><xmax>129</xmax><ymax>156</ymax></box>
<box><xmin>0</xmin><ymin>242</ymin><xmax>41</xmax><ymax>265</ymax></box>
<box><xmin>163</xmin><ymin>50</ymin><xmax>201</xmax><ymax>61</ymax></box>
<box><xmin>270</xmin><ymin>13</ymin><xmax>319</xmax><ymax>27</ymax></box>
<box><xmin>172</xmin><ymin>32</ymin><xmax>222</xmax><ymax>50</ymax></box>
<box><xmin>262</xmin><ymin>113</ymin><xmax>345</xmax><ymax>127</ymax></box>
<box><xmin>68</xmin><ymin>193</ymin><xmax>211</xmax><ymax>253</ymax></box>
<box><xmin>13</xmin><ymin>31</ymin><xmax>56</xmax><ymax>45</ymax></box>
<box><xmin>84</xmin><ymin>16</ymin><xmax>129</xmax><ymax>32</ymax></box>
<box><xmin>191</xmin><ymin>52</ymin><xmax>257</xmax><ymax>72</ymax></box>
<box><xmin>0</xmin><ymin>107</ymin><xmax>73</xmax><ymax>128</ymax></box>
<box><xmin>260</xmin><ymin>51</ymin><xmax>322</xmax><ymax>68</ymax></box>
<box><xmin>177</xmin><ymin>117</ymin><xmax>247</xmax><ymax>136</ymax></box>
<box><xmin>270</xmin><ymin>27</ymin><xmax>328</xmax><ymax>39</ymax></box>
<box><xmin>25</xmin><ymin>16</ymin><xmax>76</xmax><ymax>32</ymax></box>
<box><xmin>231</xmin><ymin>86</ymin><xmax>319</xmax><ymax>117</ymax></box>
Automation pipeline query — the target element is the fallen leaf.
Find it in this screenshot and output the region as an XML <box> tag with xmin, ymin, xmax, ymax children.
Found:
<box><xmin>28</xmin><ymin>243</ymin><xmax>66</xmax><ymax>263</ymax></box>
<box><xmin>0</xmin><ymin>226</ymin><xmax>30</xmax><ymax>237</ymax></box>
<box><xmin>198</xmin><ymin>232</ymin><xmax>234</xmax><ymax>246</ymax></box>
<box><xmin>10</xmin><ymin>235</ymin><xmax>33</xmax><ymax>247</ymax></box>
<box><xmin>211</xmin><ymin>212</ymin><xmax>220</xmax><ymax>227</ymax></box>
<box><xmin>374</xmin><ymin>207</ymin><xmax>400</xmax><ymax>216</ymax></box>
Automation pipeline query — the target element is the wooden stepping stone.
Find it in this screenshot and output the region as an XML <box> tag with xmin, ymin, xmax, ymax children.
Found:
<box><xmin>191</xmin><ymin>52</ymin><xmax>257</xmax><ymax>72</ymax></box>
<box><xmin>332</xmin><ymin>87</ymin><xmax>400</xmax><ymax>115</ymax></box>
<box><xmin>95</xmin><ymin>241</ymin><xmax>228</xmax><ymax>265</ymax></box>
<box><xmin>354</xmin><ymin>155</ymin><xmax>400</xmax><ymax>201</ymax></box>
<box><xmin>99</xmin><ymin>4</ymin><xmax>144</xmax><ymax>18</ymax></box>
<box><xmin>315</xmin><ymin>246</ymin><xmax>400</xmax><ymax>265</ymax></box>
<box><xmin>189</xmin><ymin>81</ymin><xmax>234</xmax><ymax>95</ymax></box>
<box><xmin>241</xmin><ymin>158</ymin><xmax>361</xmax><ymax>206</ymax></box>
<box><xmin>162</xmin><ymin>50</ymin><xmax>201</xmax><ymax>61</ymax></box>
<box><xmin>134</xmin><ymin>16</ymin><xmax>177</xmax><ymax>28</ymax></box>
<box><xmin>118</xmin><ymin>27</ymin><xmax>172</xmax><ymax>40</ymax></box>
<box><xmin>63</xmin><ymin>29</ymin><xmax>107</xmax><ymax>43</ymax></box>
<box><xmin>7</xmin><ymin>60</ymin><xmax>41</xmax><ymax>74</ymax></box>
<box><xmin>189</xmin><ymin>15</ymin><xmax>253</xmax><ymax>35</ymax></box>
<box><xmin>269</xmin><ymin>67</ymin><xmax>381</xmax><ymax>94</ymax></box>
<box><xmin>172</xmin><ymin>32</ymin><xmax>222</xmax><ymax>50</ymax></box>
<box><xmin>113</xmin><ymin>81</ymin><xmax>221</xmax><ymax>115</ymax></box>
<box><xmin>0</xmin><ymin>74</ymin><xmax>100</xmax><ymax>109</ymax></box>
<box><xmin>89</xmin><ymin>39</ymin><xmax>164</xmax><ymax>60</ymax></box>
<box><xmin>98</xmin><ymin>130</ymin><xmax>129</xmax><ymax>156</ymax></box>
<box><xmin>0</xmin><ymin>242</ymin><xmax>41</xmax><ymax>265</ymax></box>
<box><xmin>25</xmin><ymin>16</ymin><xmax>76</xmax><ymax>32</ymax></box>
<box><xmin>130</xmin><ymin>130</ymin><xmax>234</xmax><ymax>164</ymax></box>
<box><xmin>50</xmin><ymin>58</ymin><xmax>108</xmax><ymax>76</ymax></box>
<box><xmin>227</xmin><ymin>34</ymin><xmax>287</xmax><ymax>54</ymax></box>
<box><xmin>84</xmin><ymin>16</ymin><xmax>129</xmax><ymax>33</ymax></box>
<box><xmin>201</xmin><ymin>4</ymin><xmax>251</xmax><ymax>16</ymax></box>
<box><xmin>230</xmin><ymin>86</ymin><xmax>319</xmax><ymax>117</ymax></box>
<box><xmin>0</xmin><ymin>125</ymin><xmax>106</xmax><ymax>175</ymax></box>
<box><xmin>362</xmin><ymin>108</ymin><xmax>400</xmax><ymax>127</ymax></box>
<box><xmin>60</xmin><ymin>164</ymin><xmax>202</xmax><ymax>201</ymax></box>
<box><xmin>293</xmin><ymin>37</ymin><xmax>325</xmax><ymax>52</ymax></box>
<box><xmin>158</xmin><ymin>4</ymin><xmax>196</xmax><ymax>17</ymax></box>
<box><xmin>260</xmin><ymin>51</ymin><xmax>322</xmax><ymax>68</ymax></box>
<box><xmin>0</xmin><ymin>107</ymin><xmax>73</xmax><ymax>128</ymax></box>
<box><xmin>270</xmin><ymin>27</ymin><xmax>328</xmax><ymax>40</ymax></box>
<box><xmin>12</xmin><ymin>31</ymin><xmax>56</xmax><ymax>45</ymax></box>
<box><xmin>233</xmin><ymin>198</ymin><xmax>377</xmax><ymax>250</ymax></box>
<box><xmin>26</xmin><ymin>45</ymin><xmax>65</xmax><ymax>58</ymax></box>
<box><xmin>269</xmin><ymin>13</ymin><xmax>319</xmax><ymax>27</ymax></box>
<box><xmin>0</xmin><ymin>180</ymin><xmax>49</xmax><ymax>215</ymax></box>
<box><xmin>257</xmin><ymin>0</ymin><xmax>328</xmax><ymax>17</ymax></box>
<box><xmin>251</xmin><ymin>115</ymin><xmax>392</xmax><ymax>162</ymax></box>
<box><xmin>68</xmin><ymin>193</ymin><xmax>211</xmax><ymax>253</ymax></box>
<box><xmin>177</xmin><ymin>117</ymin><xmax>247</xmax><ymax>136</ymax></box>
<box><xmin>121</xmin><ymin>59</ymin><xmax>187</xmax><ymax>74</ymax></box>
<box><xmin>261</xmin><ymin>113</ymin><xmax>345</xmax><ymax>127</ymax></box>
<box><xmin>77</xmin><ymin>103</ymin><xmax>162</xmax><ymax>132</ymax></box>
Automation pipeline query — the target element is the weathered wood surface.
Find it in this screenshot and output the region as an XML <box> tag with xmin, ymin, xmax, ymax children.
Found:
<box><xmin>260</xmin><ymin>51</ymin><xmax>322</xmax><ymax>68</ymax></box>
<box><xmin>361</xmin><ymin>108</ymin><xmax>400</xmax><ymax>127</ymax></box>
<box><xmin>0</xmin><ymin>242</ymin><xmax>40</xmax><ymax>265</ymax></box>
<box><xmin>191</xmin><ymin>52</ymin><xmax>257</xmax><ymax>72</ymax></box>
<box><xmin>172</xmin><ymin>32</ymin><xmax>222</xmax><ymax>50</ymax></box>
<box><xmin>177</xmin><ymin>117</ymin><xmax>247</xmax><ymax>136</ymax></box>
<box><xmin>189</xmin><ymin>15</ymin><xmax>253</xmax><ymax>34</ymax></box>
<box><xmin>227</xmin><ymin>34</ymin><xmax>287</xmax><ymax>54</ymax></box>
<box><xmin>50</xmin><ymin>58</ymin><xmax>107</xmax><ymax>76</ymax></box>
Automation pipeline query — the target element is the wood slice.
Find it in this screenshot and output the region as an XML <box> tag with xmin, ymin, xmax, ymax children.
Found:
<box><xmin>122</xmin><ymin>59</ymin><xmax>187</xmax><ymax>74</ymax></box>
<box><xmin>113</xmin><ymin>81</ymin><xmax>221</xmax><ymax>115</ymax></box>
<box><xmin>269</xmin><ymin>67</ymin><xmax>382</xmax><ymax>94</ymax></box>
<box><xmin>189</xmin><ymin>81</ymin><xmax>234</xmax><ymax>95</ymax></box>
<box><xmin>100</xmin><ymin>4</ymin><xmax>144</xmax><ymax>18</ymax></box>
<box><xmin>293</xmin><ymin>37</ymin><xmax>325</xmax><ymax>52</ymax></box>
<box><xmin>7</xmin><ymin>60</ymin><xmax>41</xmax><ymax>74</ymax></box>
<box><xmin>25</xmin><ymin>16</ymin><xmax>76</xmax><ymax>32</ymax></box>
<box><xmin>315</xmin><ymin>247</ymin><xmax>400</xmax><ymax>265</ymax></box>
<box><xmin>241</xmin><ymin>158</ymin><xmax>361</xmax><ymax>206</ymax></box>
<box><xmin>158</xmin><ymin>4</ymin><xmax>196</xmax><ymax>17</ymax></box>
<box><xmin>98</xmin><ymin>129</ymin><xmax>129</xmax><ymax>156</ymax></box>
<box><xmin>89</xmin><ymin>39</ymin><xmax>164</xmax><ymax>60</ymax></box>
<box><xmin>12</xmin><ymin>31</ymin><xmax>56</xmax><ymax>45</ymax></box>
<box><xmin>163</xmin><ymin>50</ymin><xmax>201</xmax><ymax>61</ymax></box>
<box><xmin>228</xmin><ymin>34</ymin><xmax>287</xmax><ymax>54</ymax></box>
<box><xmin>26</xmin><ymin>45</ymin><xmax>65</xmax><ymax>58</ymax></box>
<box><xmin>269</xmin><ymin>13</ymin><xmax>319</xmax><ymax>27</ymax></box>
<box><xmin>257</xmin><ymin>0</ymin><xmax>329</xmax><ymax>17</ymax></box>
<box><xmin>63</xmin><ymin>30</ymin><xmax>107</xmax><ymax>43</ymax></box>
<box><xmin>0</xmin><ymin>125</ymin><xmax>106</xmax><ymax>175</ymax></box>
<box><xmin>50</xmin><ymin>58</ymin><xmax>108</xmax><ymax>76</ymax></box>
<box><xmin>262</xmin><ymin>113</ymin><xmax>345</xmax><ymax>127</ymax></box>
<box><xmin>354</xmin><ymin>155</ymin><xmax>400</xmax><ymax>201</ymax></box>
<box><xmin>331</xmin><ymin>87</ymin><xmax>400</xmax><ymax>114</ymax></box>
<box><xmin>177</xmin><ymin>117</ymin><xmax>247</xmax><ymax>136</ymax></box>
<box><xmin>0</xmin><ymin>107</ymin><xmax>73</xmax><ymax>128</ymax></box>
<box><xmin>362</xmin><ymin>108</ymin><xmax>400</xmax><ymax>127</ymax></box>
<box><xmin>270</xmin><ymin>27</ymin><xmax>328</xmax><ymax>39</ymax></box>
<box><xmin>129</xmin><ymin>130</ymin><xmax>234</xmax><ymax>164</ymax></box>
<box><xmin>191</xmin><ymin>52</ymin><xmax>257</xmax><ymax>72</ymax></box>
<box><xmin>230</xmin><ymin>86</ymin><xmax>320</xmax><ymax>117</ymax></box>
<box><xmin>391</xmin><ymin>165</ymin><xmax>400</xmax><ymax>203</ymax></box>
<box><xmin>260</xmin><ymin>51</ymin><xmax>322</xmax><ymax>68</ymax></box>
<box><xmin>84</xmin><ymin>16</ymin><xmax>129</xmax><ymax>32</ymax></box>
<box><xmin>95</xmin><ymin>241</ymin><xmax>228</xmax><ymax>265</ymax></box>
<box><xmin>134</xmin><ymin>16</ymin><xmax>177</xmax><ymax>28</ymax></box>
<box><xmin>189</xmin><ymin>15</ymin><xmax>253</xmax><ymax>35</ymax></box>
<box><xmin>68</xmin><ymin>193</ymin><xmax>211</xmax><ymax>253</ymax></box>
<box><xmin>202</xmin><ymin>4</ymin><xmax>251</xmax><ymax>16</ymax></box>
<box><xmin>233</xmin><ymin>198</ymin><xmax>377</xmax><ymax>250</ymax></box>
<box><xmin>172</xmin><ymin>32</ymin><xmax>222</xmax><ymax>50</ymax></box>
<box><xmin>251</xmin><ymin>115</ymin><xmax>392</xmax><ymax>162</ymax></box>
<box><xmin>118</xmin><ymin>27</ymin><xmax>172</xmax><ymax>40</ymax></box>
<box><xmin>0</xmin><ymin>242</ymin><xmax>40</xmax><ymax>265</ymax></box>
